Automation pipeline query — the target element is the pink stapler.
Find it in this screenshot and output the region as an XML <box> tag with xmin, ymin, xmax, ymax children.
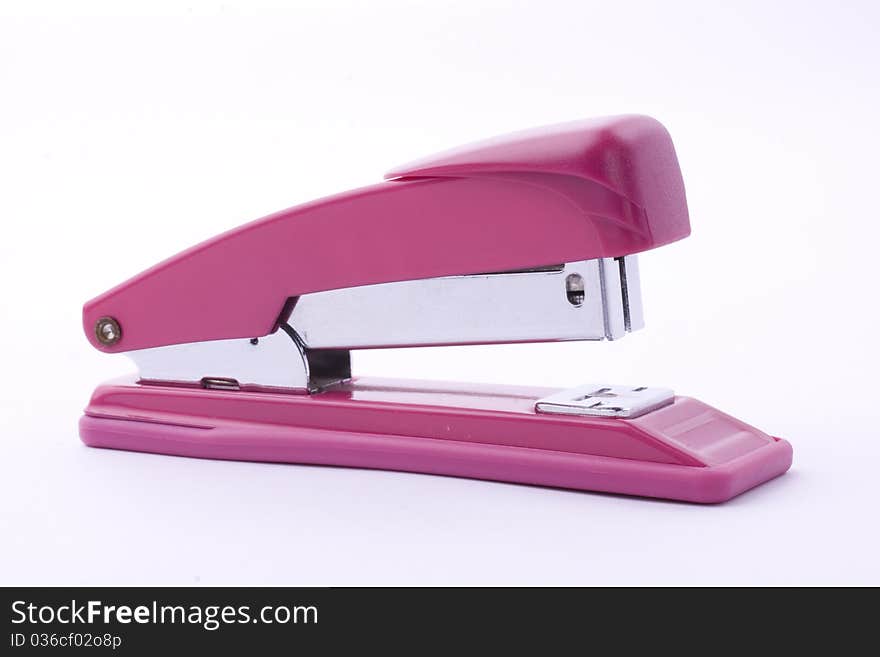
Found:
<box><xmin>80</xmin><ymin>115</ymin><xmax>792</xmax><ymax>503</ymax></box>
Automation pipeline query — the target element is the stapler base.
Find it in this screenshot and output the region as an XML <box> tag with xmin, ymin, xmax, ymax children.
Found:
<box><xmin>80</xmin><ymin>377</ymin><xmax>792</xmax><ymax>503</ymax></box>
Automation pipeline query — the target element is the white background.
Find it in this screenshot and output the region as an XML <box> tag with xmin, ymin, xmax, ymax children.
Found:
<box><xmin>1</xmin><ymin>0</ymin><xmax>878</xmax><ymax>585</ymax></box>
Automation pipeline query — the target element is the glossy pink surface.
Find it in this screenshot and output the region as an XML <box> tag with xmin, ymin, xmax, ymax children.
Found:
<box><xmin>83</xmin><ymin>115</ymin><xmax>689</xmax><ymax>353</ymax></box>
<box><xmin>81</xmin><ymin>377</ymin><xmax>792</xmax><ymax>503</ymax></box>
<box><xmin>387</xmin><ymin>115</ymin><xmax>689</xmax><ymax>242</ymax></box>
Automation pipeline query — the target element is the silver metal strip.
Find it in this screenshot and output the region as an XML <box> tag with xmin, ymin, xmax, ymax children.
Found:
<box><xmin>130</xmin><ymin>328</ymin><xmax>350</xmax><ymax>394</ymax></box>
<box><xmin>126</xmin><ymin>257</ymin><xmax>644</xmax><ymax>393</ymax></box>
<box><xmin>290</xmin><ymin>257</ymin><xmax>641</xmax><ymax>350</ymax></box>
<box><xmin>130</xmin><ymin>329</ymin><xmax>312</xmax><ymax>392</ymax></box>
<box><xmin>618</xmin><ymin>255</ymin><xmax>644</xmax><ymax>332</ymax></box>
<box><xmin>535</xmin><ymin>383</ymin><xmax>674</xmax><ymax>418</ymax></box>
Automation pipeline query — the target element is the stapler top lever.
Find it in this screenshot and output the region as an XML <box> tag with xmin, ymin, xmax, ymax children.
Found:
<box><xmin>83</xmin><ymin>115</ymin><xmax>688</xmax><ymax>392</ymax></box>
<box><xmin>80</xmin><ymin>115</ymin><xmax>792</xmax><ymax>503</ymax></box>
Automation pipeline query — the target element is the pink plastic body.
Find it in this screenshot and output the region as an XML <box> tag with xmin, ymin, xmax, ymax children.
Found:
<box><xmin>83</xmin><ymin>115</ymin><xmax>690</xmax><ymax>353</ymax></box>
<box><xmin>81</xmin><ymin>377</ymin><xmax>792</xmax><ymax>503</ymax></box>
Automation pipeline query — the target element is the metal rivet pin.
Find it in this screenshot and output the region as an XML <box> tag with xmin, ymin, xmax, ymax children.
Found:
<box><xmin>95</xmin><ymin>316</ymin><xmax>122</xmax><ymax>346</ymax></box>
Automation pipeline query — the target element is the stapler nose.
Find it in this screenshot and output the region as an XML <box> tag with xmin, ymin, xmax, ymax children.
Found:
<box><xmin>386</xmin><ymin>114</ymin><xmax>691</xmax><ymax>248</ymax></box>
